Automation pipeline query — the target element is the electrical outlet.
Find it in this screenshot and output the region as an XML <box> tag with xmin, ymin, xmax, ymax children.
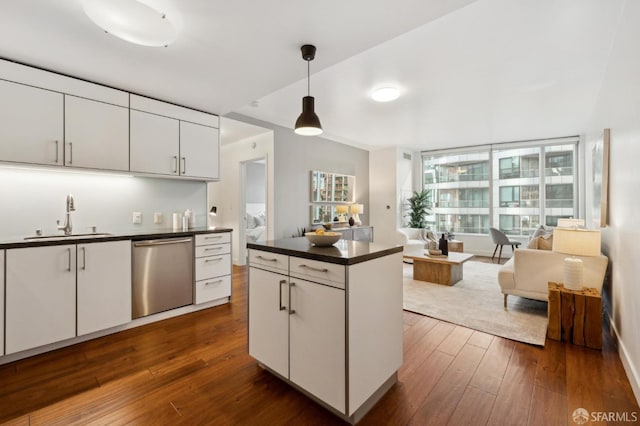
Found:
<box><xmin>132</xmin><ymin>212</ymin><xmax>142</xmax><ymax>224</ymax></box>
<box><xmin>154</xmin><ymin>212</ymin><xmax>163</xmax><ymax>224</ymax></box>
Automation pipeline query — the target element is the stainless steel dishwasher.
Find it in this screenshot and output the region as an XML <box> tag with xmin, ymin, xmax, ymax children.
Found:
<box><xmin>132</xmin><ymin>237</ymin><xmax>194</xmax><ymax>319</ymax></box>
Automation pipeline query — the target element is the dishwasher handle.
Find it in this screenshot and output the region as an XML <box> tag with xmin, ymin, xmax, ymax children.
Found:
<box><xmin>133</xmin><ymin>237</ymin><xmax>193</xmax><ymax>247</ymax></box>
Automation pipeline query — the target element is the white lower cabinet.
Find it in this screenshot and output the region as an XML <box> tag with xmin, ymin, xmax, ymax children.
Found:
<box><xmin>0</xmin><ymin>250</ymin><xmax>4</xmax><ymax>356</ymax></box>
<box><xmin>248</xmin><ymin>267</ymin><xmax>290</xmax><ymax>378</ymax></box>
<box><xmin>289</xmin><ymin>278</ymin><xmax>345</xmax><ymax>413</ymax></box>
<box><xmin>77</xmin><ymin>241</ymin><xmax>132</xmax><ymax>336</ymax></box>
<box><xmin>249</xmin><ymin>252</ymin><xmax>346</xmax><ymax>413</ymax></box>
<box><xmin>194</xmin><ymin>233</ymin><xmax>232</xmax><ymax>304</ymax></box>
<box><xmin>6</xmin><ymin>244</ymin><xmax>77</xmax><ymax>354</ymax></box>
<box><xmin>6</xmin><ymin>240</ymin><xmax>133</xmax><ymax>354</ymax></box>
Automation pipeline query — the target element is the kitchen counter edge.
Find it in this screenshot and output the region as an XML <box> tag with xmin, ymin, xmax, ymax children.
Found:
<box><xmin>0</xmin><ymin>228</ymin><xmax>233</xmax><ymax>249</ymax></box>
<box><xmin>247</xmin><ymin>238</ymin><xmax>402</xmax><ymax>266</ymax></box>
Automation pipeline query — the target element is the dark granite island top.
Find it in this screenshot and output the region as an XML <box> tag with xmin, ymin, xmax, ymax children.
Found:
<box><xmin>247</xmin><ymin>237</ymin><xmax>402</xmax><ymax>265</ymax></box>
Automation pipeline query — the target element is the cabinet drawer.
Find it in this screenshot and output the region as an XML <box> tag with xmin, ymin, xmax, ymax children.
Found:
<box><xmin>289</xmin><ymin>257</ymin><xmax>345</xmax><ymax>289</ymax></box>
<box><xmin>195</xmin><ymin>275</ymin><xmax>231</xmax><ymax>304</ymax></box>
<box><xmin>196</xmin><ymin>233</ymin><xmax>230</xmax><ymax>246</ymax></box>
<box><xmin>249</xmin><ymin>249</ymin><xmax>288</xmax><ymax>274</ymax></box>
<box><xmin>195</xmin><ymin>253</ymin><xmax>231</xmax><ymax>281</ymax></box>
<box><xmin>195</xmin><ymin>243</ymin><xmax>230</xmax><ymax>257</ymax></box>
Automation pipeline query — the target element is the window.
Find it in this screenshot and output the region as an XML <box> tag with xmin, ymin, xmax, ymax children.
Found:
<box><xmin>422</xmin><ymin>137</ymin><xmax>578</xmax><ymax>236</ymax></box>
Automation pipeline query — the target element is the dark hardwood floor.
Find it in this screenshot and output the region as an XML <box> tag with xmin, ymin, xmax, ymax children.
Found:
<box><xmin>0</xmin><ymin>264</ymin><xmax>638</xmax><ymax>425</ymax></box>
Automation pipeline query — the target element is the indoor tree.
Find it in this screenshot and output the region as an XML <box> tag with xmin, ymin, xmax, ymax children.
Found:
<box><xmin>406</xmin><ymin>189</ymin><xmax>432</xmax><ymax>228</ymax></box>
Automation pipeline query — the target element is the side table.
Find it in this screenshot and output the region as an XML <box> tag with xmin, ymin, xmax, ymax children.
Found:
<box><xmin>447</xmin><ymin>240</ymin><xmax>464</xmax><ymax>253</ymax></box>
<box><xmin>547</xmin><ymin>282</ymin><xmax>602</xmax><ymax>349</ymax></box>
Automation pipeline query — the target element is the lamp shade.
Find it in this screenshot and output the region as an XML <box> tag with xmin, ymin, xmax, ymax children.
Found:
<box><xmin>552</xmin><ymin>228</ymin><xmax>601</xmax><ymax>256</ymax></box>
<box><xmin>335</xmin><ymin>205</ymin><xmax>349</xmax><ymax>214</ymax></box>
<box><xmin>350</xmin><ymin>204</ymin><xmax>364</xmax><ymax>214</ymax></box>
<box><xmin>294</xmin><ymin>96</ymin><xmax>323</xmax><ymax>136</ymax></box>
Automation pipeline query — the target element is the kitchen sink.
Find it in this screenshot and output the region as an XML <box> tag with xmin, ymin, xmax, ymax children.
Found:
<box><xmin>24</xmin><ymin>233</ymin><xmax>114</xmax><ymax>241</ymax></box>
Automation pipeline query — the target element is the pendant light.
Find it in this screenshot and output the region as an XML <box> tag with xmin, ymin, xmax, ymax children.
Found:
<box><xmin>294</xmin><ymin>44</ymin><xmax>323</xmax><ymax>136</ymax></box>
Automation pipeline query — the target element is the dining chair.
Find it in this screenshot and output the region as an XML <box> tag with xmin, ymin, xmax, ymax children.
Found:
<box><xmin>489</xmin><ymin>227</ymin><xmax>522</xmax><ymax>264</ymax></box>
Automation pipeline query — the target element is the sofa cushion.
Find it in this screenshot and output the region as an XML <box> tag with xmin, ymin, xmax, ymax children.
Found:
<box><xmin>528</xmin><ymin>234</ymin><xmax>553</xmax><ymax>250</ymax></box>
<box><xmin>526</xmin><ymin>237</ymin><xmax>538</xmax><ymax>249</ymax></box>
<box><xmin>497</xmin><ymin>258</ymin><xmax>515</xmax><ymax>289</ymax></box>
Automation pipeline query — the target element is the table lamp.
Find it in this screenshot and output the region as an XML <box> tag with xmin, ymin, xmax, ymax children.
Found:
<box><xmin>350</xmin><ymin>204</ymin><xmax>363</xmax><ymax>226</ymax></box>
<box><xmin>552</xmin><ymin>228</ymin><xmax>601</xmax><ymax>290</ymax></box>
<box><xmin>335</xmin><ymin>205</ymin><xmax>349</xmax><ymax>222</ymax></box>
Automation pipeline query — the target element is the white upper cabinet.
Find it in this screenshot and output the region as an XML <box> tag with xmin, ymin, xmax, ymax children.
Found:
<box><xmin>130</xmin><ymin>94</ymin><xmax>220</xmax><ymax>180</ymax></box>
<box><xmin>0</xmin><ymin>79</ymin><xmax>64</xmax><ymax>166</ymax></box>
<box><xmin>130</xmin><ymin>109</ymin><xmax>180</xmax><ymax>175</ymax></box>
<box><xmin>180</xmin><ymin>121</ymin><xmax>220</xmax><ymax>180</ymax></box>
<box><xmin>64</xmin><ymin>95</ymin><xmax>129</xmax><ymax>171</ymax></box>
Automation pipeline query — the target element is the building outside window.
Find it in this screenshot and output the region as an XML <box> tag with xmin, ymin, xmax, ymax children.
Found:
<box><xmin>422</xmin><ymin>138</ymin><xmax>578</xmax><ymax>236</ymax></box>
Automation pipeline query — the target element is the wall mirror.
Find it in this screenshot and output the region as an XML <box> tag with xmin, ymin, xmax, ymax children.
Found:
<box><xmin>310</xmin><ymin>170</ymin><xmax>355</xmax><ymax>203</ymax></box>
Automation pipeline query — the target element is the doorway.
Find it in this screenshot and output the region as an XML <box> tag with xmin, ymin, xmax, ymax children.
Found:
<box><xmin>239</xmin><ymin>157</ymin><xmax>267</xmax><ymax>263</ymax></box>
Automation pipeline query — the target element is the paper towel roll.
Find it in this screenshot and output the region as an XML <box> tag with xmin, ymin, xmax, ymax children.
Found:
<box><xmin>173</xmin><ymin>213</ymin><xmax>182</xmax><ymax>231</ymax></box>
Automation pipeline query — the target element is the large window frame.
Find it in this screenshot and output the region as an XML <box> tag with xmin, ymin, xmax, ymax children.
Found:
<box><xmin>421</xmin><ymin>136</ymin><xmax>579</xmax><ymax>236</ymax></box>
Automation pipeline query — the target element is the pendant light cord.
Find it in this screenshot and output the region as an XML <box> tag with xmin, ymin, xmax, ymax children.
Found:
<box><xmin>307</xmin><ymin>59</ymin><xmax>310</xmax><ymax>96</ymax></box>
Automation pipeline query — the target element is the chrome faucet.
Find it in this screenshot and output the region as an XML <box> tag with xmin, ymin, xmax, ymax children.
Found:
<box><xmin>57</xmin><ymin>194</ymin><xmax>76</xmax><ymax>235</ymax></box>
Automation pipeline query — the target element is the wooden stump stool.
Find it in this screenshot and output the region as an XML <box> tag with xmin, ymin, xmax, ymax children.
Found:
<box><xmin>547</xmin><ymin>282</ymin><xmax>602</xmax><ymax>349</ymax></box>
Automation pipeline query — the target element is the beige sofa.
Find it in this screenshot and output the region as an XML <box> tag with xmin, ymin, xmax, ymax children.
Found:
<box><xmin>397</xmin><ymin>228</ymin><xmax>437</xmax><ymax>252</ymax></box>
<box><xmin>498</xmin><ymin>248</ymin><xmax>608</xmax><ymax>309</ymax></box>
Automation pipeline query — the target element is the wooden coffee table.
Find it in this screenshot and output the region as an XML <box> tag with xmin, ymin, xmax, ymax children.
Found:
<box><xmin>403</xmin><ymin>251</ymin><xmax>474</xmax><ymax>286</ymax></box>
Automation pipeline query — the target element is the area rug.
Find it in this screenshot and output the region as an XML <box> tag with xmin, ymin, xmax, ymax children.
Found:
<box><xmin>403</xmin><ymin>260</ymin><xmax>548</xmax><ymax>346</ymax></box>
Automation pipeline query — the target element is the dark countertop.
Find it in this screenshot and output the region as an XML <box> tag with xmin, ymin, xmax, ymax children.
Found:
<box><xmin>0</xmin><ymin>227</ymin><xmax>233</xmax><ymax>249</ymax></box>
<box><xmin>247</xmin><ymin>237</ymin><xmax>402</xmax><ymax>266</ymax></box>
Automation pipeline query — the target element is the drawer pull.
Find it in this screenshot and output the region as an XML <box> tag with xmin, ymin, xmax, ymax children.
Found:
<box><xmin>299</xmin><ymin>264</ymin><xmax>328</xmax><ymax>273</ymax></box>
<box><xmin>205</xmin><ymin>257</ymin><xmax>223</xmax><ymax>262</ymax></box>
<box><xmin>205</xmin><ymin>279</ymin><xmax>223</xmax><ymax>286</ymax></box>
<box><xmin>204</xmin><ymin>247</ymin><xmax>223</xmax><ymax>251</ymax></box>
<box><xmin>256</xmin><ymin>255</ymin><xmax>278</xmax><ymax>262</ymax></box>
<box><xmin>205</xmin><ymin>235</ymin><xmax>223</xmax><ymax>239</ymax></box>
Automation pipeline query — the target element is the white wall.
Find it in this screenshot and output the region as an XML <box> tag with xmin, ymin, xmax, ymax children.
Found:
<box><xmin>208</xmin><ymin>132</ymin><xmax>275</xmax><ymax>265</ymax></box>
<box><xmin>0</xmin><ymin>167</ymin><xmax>207</xmax><ymax>239</ymax></box>
<box><xmin>226</xmin><ymin>113</ymin><xmax>369</xmax><ymax>240</ymax></box>
<box><xmin>583</xmin><ymin>0</ymin><xmax>640</xmax><ymax>403</ymax></box>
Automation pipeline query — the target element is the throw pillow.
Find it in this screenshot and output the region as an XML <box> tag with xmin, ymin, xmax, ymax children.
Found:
<box><xmin>246</xmin><ymin>214</ymin><xmax>257</xmax><ymax>229</ymax></box>
<box><xmin>526</xmin><ymin>237</ymin><xmax>538</xmax><ymax>249</ymax></box>
<box><xmin>531</xmin><ymin>225</ymin><xmax>548</xmax><ymax>239</ymax></box>
<box><xmin>254</xmin><ymin>213</ymin><xmax>266</xmax><ymax>226</ymax></box>
<box><xmin>537</xmin><ymin>234</ymin><xmax>554</xmax><ymax>250</ymax></box>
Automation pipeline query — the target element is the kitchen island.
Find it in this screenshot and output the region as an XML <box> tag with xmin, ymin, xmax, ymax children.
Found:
<box><xmin>247</xmin><ymin>237</ymin><xmax>403</xmax><ymax>424</ymax></box>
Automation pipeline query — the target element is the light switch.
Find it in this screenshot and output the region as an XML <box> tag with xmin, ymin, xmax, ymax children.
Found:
<box><xmin>154</xmin><ymin>212</ymin><xmax>163</xmax><ymax>224</ymax></box>
<box><xmin>132</xmin><ymin>212</ymin><xmax>142</xmax><ymax>224</ymax></box>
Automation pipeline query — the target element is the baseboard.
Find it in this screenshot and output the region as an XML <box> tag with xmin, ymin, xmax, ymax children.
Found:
<box><xmin>606</xmin><ymin>313</ymin><xmax>640</xmax><ymax>405</ymax></box>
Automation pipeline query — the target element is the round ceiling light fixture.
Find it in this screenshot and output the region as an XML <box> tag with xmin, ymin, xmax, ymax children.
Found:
<box><xmin>82</xmin><ymin>0</ymin><xmax>181</xmax><ymax>47</ymax></box>
<box><xmin>371</xmin><ymin>87</ymin><xmax>400</xmax><ymax>102</ymax></box>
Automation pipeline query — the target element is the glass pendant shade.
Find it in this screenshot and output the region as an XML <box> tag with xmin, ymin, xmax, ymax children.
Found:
<box><xmin>294</xmin><ymin>96</ymin><xmax>323</xmax><ymax>136</ymax></box>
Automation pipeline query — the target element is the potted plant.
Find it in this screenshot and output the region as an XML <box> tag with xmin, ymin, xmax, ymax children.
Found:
<box><xmin>406</xmin><ymin>189</ymin><xmax>431</xmax><ymax>229</ymax></box>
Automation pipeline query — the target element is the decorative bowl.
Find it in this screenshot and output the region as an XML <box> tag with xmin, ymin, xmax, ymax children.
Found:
<box><xmin>305</xmin><ymin>232</ymin><xmax>341</xmax><ymax>247</ymax></box>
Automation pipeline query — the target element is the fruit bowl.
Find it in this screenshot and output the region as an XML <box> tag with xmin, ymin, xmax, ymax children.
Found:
<box><xmin>305</xmin><ymin>232</ymin><xmax>341</xmax><ymax>247</ymax></box>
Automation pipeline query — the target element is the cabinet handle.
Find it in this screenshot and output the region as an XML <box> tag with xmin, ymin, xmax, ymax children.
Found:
<box><xmin>256</xmin><ymin>255</ymin><xmax>278</xmax><ymax>262</ymax></box>
<box><xmin>68</xmin><ymin>142</ymin><xmax>73</xmax><ymax>165</ymax></box>
<box><xmin>54</xmin><ymin>140</ymin><xmax>59</xmax><ymax>164</ymax></box>
<box><xmin>289</xmin><ymin>282</ymin><xmax>296</xmax><ymax>315</ymax></box>
<box><xmin>81</xmin><ymin>247</ymin><xmax>86</xmax><ymax>270</ymax></box>
<box><xmin>279</xmin><ymin>279</ymin><xmax>286</xmax><ymax>311</ymax></box>
<box><xmin>204</xmin><ymin>247</ymin><xmax>223</xmax><ymax>251</ymax></box>
<box><xmin>205</xmin><ymin>235</ymin><xmax>223</xmax><ymax>239</ymax></box>
<box><xmin>172</xmin><ymin>156</ymin><xmax>178</xmax><ymax>173</ymax></box>
<box><xmin>205</xmin><ymin>279</ymin><xmax>223</xmax><ymax>286</ymax></box>
<box><xmin>67</xmin><ymin>248</ymin><xmax>72</xmax><ymax>272</ymax></box>
<box><xmin>205</xmin><ymin>257</ymin><xmax>223</xmax><ymax>262</ymax></box>
<box><xmin>181</xmin><ymin>157</ymin><xmax>186</xmax><ymax>174</ymax></box>
<box><xmin>298</xmin><ymin>264</ymin><xmax>329</xmax><ymax>273</ymax></box>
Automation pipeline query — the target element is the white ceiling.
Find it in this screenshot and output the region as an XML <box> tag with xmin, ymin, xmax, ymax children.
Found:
<box><xmin>0</xmin><ymin>0</ymin><xmax>629</xmax><ymax>151</ymax></box>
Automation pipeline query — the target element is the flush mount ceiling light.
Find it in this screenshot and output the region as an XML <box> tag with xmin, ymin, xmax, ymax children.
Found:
<box><xmin>294</xmin><ymin>44</ymin><xmax>323</xmax><ymax>136</ymax></box>
<box><xmin>82</xmin><ymin>0</ymin><xmax>180</xmax><ymax>47</ymax></box>
<box><xmin>371</xmin><ymin>87</ymin><xmax>400</xmax><ymax>102</ymax></box>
